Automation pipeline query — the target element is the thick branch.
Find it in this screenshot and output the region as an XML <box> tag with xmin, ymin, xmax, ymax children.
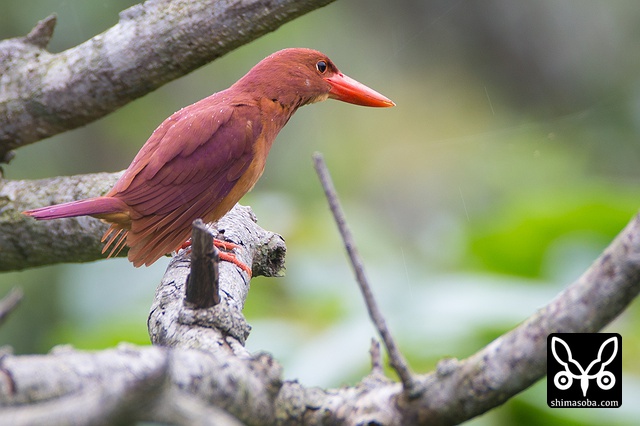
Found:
<box><xmin>0</xmin><ymin>0</ymin><xmax>336</xmax><ymax>160</ymax></box>
<box><xmin>0</xmin><ymin>172</ymin><xmax>122</xmax><ymax>271</ymax></box>
<box><xmin>149</xmin><ymin>205</ymin><xmax>286</xmax><ymax>349</ymax></box>
<box><xmin>0</xmin><ymin>344</ymin><xmax>281</xmax><ymax>426</ymax></box>
<box><xmin>414</xmin><ymin>212</ymin><xmax>640</xmax><ymax>424</ymax></box>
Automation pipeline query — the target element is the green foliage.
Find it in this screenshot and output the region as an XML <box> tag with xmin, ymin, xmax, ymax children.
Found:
<box><xmin>468</xmin><ymin>187</ymin><xmax>638</xmax><ymax>277</ymax></box>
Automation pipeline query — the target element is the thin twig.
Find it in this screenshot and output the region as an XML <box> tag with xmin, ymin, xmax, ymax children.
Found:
<box><xmin>312</xmin><ymin>152</ymin><xmax>417</xmax><ymax>395</ymax></box>
<box><xmin>185</xmin><ymin>219</ymin><xmax>220</xmax><ymax>308</ymax></box>
<box><xmin>0</xmin><ymin>288</ymin><xmax>23</xmax><ymax>327</ymax></box>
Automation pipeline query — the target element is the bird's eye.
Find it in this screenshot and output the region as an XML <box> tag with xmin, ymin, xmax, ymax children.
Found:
<box><xmin>316</xmin><ymin>60</ymin><xmax>327</xmax><ymax>74</ymax></box>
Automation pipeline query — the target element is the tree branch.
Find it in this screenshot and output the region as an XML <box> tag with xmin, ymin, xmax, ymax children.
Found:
<box><xmin>313</xmin><ymin>152</ymin><xmax>417</xmax><ymax>395</ymax></box>
<box><xmin>1</xmin><ymin>211</ymin><xmax>638</xmax><ymax>424</ymax></box>
<box><xmin>0</xmin><ymin>344</ymin><xmax>281</xmax><ymax>425</ymax></box>
<box><xmin>1</xmin><ymin>204</ymin><xmax>287</xmax><ymax>425</ymax></box>
<box><xmin>275</xmin><ymin>212</ymin><xmax>640</xmax><ymax>425</ymax></box>
<box><xmin>185</xmin><ymin>219</ymin><xmax>221</xmax><ymax>308</ymax></box>
<box><xmin>0</xmin><ymin>172</ymin><xmax>122</xmax><ymax>271</ymax></box>
<box><xmin>404</xmin><ymin>212</ymin><xmax>640</xmax><ymax>424</ymax></box>
<box><xmin>149</xmin><ymin>205</ymin><xmax>286</xmax><ymax>349</ymax></box>
<box><xmin>0</xmin><ymin>0</ymin><xmax>336</xmax><ymax>161</ymax></box>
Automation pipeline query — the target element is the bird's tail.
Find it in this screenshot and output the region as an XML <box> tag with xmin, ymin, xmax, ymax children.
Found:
<box><xmin>23</xmin><ymin>197</ymin><xmax>128</xmax><ymax>220</ymax></box>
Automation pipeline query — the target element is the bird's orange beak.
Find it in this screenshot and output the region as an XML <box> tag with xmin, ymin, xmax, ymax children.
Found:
<box><xmin>326</xmin><ymin>73</ymin><xmax>395</xmax><ymax>108</ymax></box>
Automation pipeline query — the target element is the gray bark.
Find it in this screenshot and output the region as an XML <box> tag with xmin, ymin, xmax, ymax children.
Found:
<box><xmin>0</xmin><ymin>172</ymin><xmax>122</xmax><ymax>271</ymax></box>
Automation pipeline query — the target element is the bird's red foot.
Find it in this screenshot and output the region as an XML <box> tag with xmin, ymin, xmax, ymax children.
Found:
<box><xmin>180</xmin><ymin>238</ymin><xmax>252</xmax><ymax>277</ymax></box>
<box><xmin>213</xmin><ymin>239</ymin><xmax>240</xmax><ymax>251</ymax></box>
<box><xmin>217</xmin><ymin>250</ymin><xmax>252</xmax><ymax>277</ymax></box>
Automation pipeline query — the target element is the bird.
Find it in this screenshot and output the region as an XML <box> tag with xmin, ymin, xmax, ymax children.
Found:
<box><xmin>23</xmin><ymin>48</ymin><xmax>395</xmax><ymax>275</ymax></box>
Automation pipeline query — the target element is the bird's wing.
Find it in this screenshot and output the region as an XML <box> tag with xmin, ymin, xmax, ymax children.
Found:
<box><xmin>108</xmin><ymin>99</ymin><xmax>263</xmax><ymax>266</ymax></box>
<box><xmin>112</xmin><ymin>99</ymin><xmax>256</xmax><ymax>208</ymax></box>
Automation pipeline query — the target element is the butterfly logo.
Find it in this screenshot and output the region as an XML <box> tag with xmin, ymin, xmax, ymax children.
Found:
<box><xmin>551</xmin><ymin>336</ymin><xmax>617</xmax><ymax>397</ymax></box>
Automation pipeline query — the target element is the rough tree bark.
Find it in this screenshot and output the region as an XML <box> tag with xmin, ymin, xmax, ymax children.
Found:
<box><xmin>0</xmin><ymin>172</ymin><xmax>123</xmax><ymax>271</ymax></box>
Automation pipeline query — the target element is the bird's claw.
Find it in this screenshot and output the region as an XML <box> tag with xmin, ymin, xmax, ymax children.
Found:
<box><xmin>213</xmin><ymin>239</ymin><xmax>240</xmax><ymax>251</ymax></box>
<box><xmin>180</xmin><ymin>238</ymin><xmax>252</xmax><ymax>277</ymax></box>
<box><xmin>217</xmin><ymin>250</ymin><xmax>252</xmax><ymax>277</ymax></box>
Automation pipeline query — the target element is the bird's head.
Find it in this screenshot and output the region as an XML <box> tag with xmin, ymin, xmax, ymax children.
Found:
<box><xmin>235</xmin><ymin>48</ymin><xmax>395</xmax><ymax>109</ymax></box>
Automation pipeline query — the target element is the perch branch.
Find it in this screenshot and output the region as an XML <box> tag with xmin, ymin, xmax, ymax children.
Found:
<box><xmin>0</xmin><ymin>205</ymin><xmax>286</xmax><ymax>425</ymax></box>
<box><xmin>149</xmin><ymin>205</ymin><xmax>286</xmax><ymax>349</ymax></box>
<box><xmin>0</xmin><ymin>0</ymin><xmax>337</xmax><ymax>160</ymax></box>
<box><xmin>185</xmin><ymin>219</ymin><xmax>220</xmax><ymax>308</ymax></box>
<box><xmin>312</xmin><ymin>152</ymin><xmax>417</xmax><ymax>395</ymax></box>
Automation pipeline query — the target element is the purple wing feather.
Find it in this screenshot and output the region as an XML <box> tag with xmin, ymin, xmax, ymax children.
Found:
<box><xmin>106</xmin><ymin>95</ymin><xmax>263</xmax><ymax>265</ymax></box>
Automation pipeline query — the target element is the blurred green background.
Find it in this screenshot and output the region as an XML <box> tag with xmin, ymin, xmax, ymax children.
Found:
<box><xmin>2</xmin><ymin>1</ymin><xmax>640</xmax><ymax>424</ymax></box>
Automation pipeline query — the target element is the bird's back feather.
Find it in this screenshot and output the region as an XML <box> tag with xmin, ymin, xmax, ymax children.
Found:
<box><xmin>107</xmin><ymin>96</ymin><xmax>271</xmax><ymax>266</ymax></box>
